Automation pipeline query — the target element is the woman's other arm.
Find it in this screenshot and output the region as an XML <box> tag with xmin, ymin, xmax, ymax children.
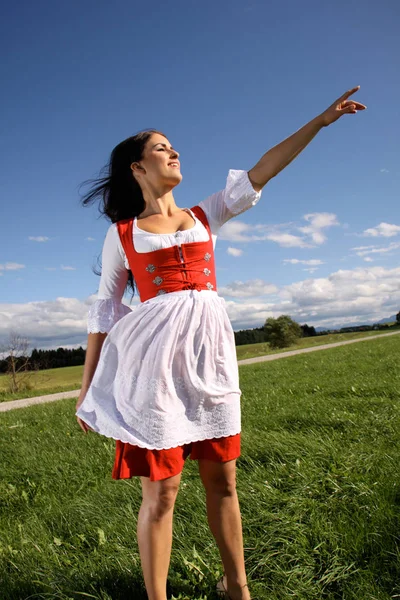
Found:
<box><xmin>76</xmin><ymin>224</ymin><xmax>130</xmax><ymax>432</ymax></box>
<box><xmin>248</xmin><ymin>86</ymin><xmax>366</xmax><ymax>192</ymax></box>
<box><xmin>76</xmin><ymin>332</ymin><xmax>107</xmax><ymax>432</ymax></box>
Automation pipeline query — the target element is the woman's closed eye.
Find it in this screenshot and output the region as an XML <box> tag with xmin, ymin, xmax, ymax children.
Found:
<box><xmin>157</xmin><ymin>146</ymin><xmax>177</xmax><ymax>153</ymax></box>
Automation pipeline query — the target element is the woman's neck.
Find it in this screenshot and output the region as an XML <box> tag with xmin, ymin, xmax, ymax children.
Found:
<box><xmin>139</xmin><ymin>186</ymin><xmax>179</xmax><ymax>219</ymax></box>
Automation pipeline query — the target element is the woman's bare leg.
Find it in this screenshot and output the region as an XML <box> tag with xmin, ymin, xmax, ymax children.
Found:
<box><xmin>198</xmin><ymin>459</ymin><xmax>251</xmax><ymax>600</ymax></box>
<box><xmin>137</xmin><ymin>472</ymin><xmax>182</xmax><ymax>600</ymax></box>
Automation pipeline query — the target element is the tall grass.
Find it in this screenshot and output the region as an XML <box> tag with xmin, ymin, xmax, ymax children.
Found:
<box><xmin>1</xmin><ymin>335</ymin><xmax>399</xmax><ymax>599</ymax></box>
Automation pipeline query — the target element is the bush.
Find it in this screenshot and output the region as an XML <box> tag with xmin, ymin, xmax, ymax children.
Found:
<box><xmin>264</xmin><ymin>315</ymin><xmax>302</xmax><ymax>349</ymax></box>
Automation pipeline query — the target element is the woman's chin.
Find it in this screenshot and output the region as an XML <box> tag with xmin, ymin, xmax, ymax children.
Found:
<box><xmin>168</xmin><ymin>172</ymin><xmax>183</xmax><ymax>186</ymax></box>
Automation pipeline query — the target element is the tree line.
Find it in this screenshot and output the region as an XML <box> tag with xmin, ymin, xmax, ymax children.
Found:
<box><xmin>0</xmin><ymin>346</ymin><xmax>86</xmax><ymax>373</ymax></box>
<box><xmin>235</xmin><ymin>311</ymin><xmax>400</xmax><ymax>347</ymax></box>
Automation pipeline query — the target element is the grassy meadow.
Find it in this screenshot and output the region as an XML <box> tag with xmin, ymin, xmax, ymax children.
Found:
<box><xmin>1</xmin><ymin>335</ymin><xmax>399</xmax><ymax>599</ymax></box>
<box><xmin>0</xmin><ymin>365</ymin><xmax>84</xmax><ymax>402</ymax></box>
<box><xmin>235</xmin><ymin>328</ymin><xmax>399</xmax><ymax>361</ymax></box>
<box><xmin>0</xmin><ymin>329</ymin><xmax>398</xmax><ymax>403</ymax></box>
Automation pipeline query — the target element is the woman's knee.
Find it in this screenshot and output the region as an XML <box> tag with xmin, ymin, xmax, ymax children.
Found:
<box><xmin>199</xmin><ymin>459</ymin><xmax>237</xmax><ymax>496</ymax></box>
<box><xmin>140</xmin><ymin>473</ymin><xmax>181</xmax><ymax>519</ymax></box>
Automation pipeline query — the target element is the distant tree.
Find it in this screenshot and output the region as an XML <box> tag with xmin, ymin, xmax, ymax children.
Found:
<box><xmin>1</xmin><ymin>332</ymin><xmax>32</xmax><ymax>393</ymax></box>
<box><xmin>264</xmin><ymin>315</ymin><xmax>302</xmax><ymax>349</ymax></box>
<box><xmin>301</xmin><ymin>324</ymin><xmax>317</xmax><ymax>337</ymax></box>
<box><xmin>396</xmin><ymin>311</ymin><xmax>400</xmax><ymax>324</ymax></box>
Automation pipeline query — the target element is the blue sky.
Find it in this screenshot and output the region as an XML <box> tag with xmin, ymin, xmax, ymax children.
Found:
<box><xmin>1</xmin><ymin>0</ymin><xmax>399</xmax><ymax>349</ymax></box>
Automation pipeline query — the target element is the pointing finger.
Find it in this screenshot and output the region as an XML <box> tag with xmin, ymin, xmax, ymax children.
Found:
<box><xmin>338</xmin><ymin>86</ymin><xmax>360</xmax><ymax>102</ymax></box>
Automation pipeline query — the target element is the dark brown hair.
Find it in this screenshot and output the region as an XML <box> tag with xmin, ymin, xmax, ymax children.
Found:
<box><xmin>80</xmin><ymin>129</ymin><xmax>166</xmax><ymax>296</ymax></box>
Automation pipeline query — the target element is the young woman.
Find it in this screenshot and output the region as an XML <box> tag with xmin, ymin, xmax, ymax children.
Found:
<box><xmin>76</xmin><ymin>87</ymin><xmax>365</xmax><ymax>600</ymax></box>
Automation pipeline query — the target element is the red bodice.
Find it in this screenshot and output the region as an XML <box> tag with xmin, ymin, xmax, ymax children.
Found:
<box><xmin>116</xmin><ymin>205</ymin><xmax>218</xmax><ymax>302</ymax></box>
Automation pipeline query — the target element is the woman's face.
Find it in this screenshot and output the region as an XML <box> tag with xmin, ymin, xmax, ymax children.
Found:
<box><xmin>132</xmin><ymin>133</ymin><xmax>182</xmax><ymax>189</ymax></box>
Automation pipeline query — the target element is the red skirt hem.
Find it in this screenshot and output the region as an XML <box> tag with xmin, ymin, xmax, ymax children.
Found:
<box><xmin>112</xmin><ymin>434</ymin><xmax>241</xmax><ymax>482</ymax></box>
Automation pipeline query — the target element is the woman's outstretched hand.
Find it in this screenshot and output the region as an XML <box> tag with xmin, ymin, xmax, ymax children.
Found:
<box><xmin>248</xmin><ymin>85</ymin><xmax>367</xmax><ymax>191</ymax></box>
<box><xmin>319</xmin><ymin>85</ymin><xmax>366</xmax><ymax>127</ymax></box>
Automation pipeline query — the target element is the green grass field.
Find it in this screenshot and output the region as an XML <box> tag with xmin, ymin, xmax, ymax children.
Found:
<box><xmin>0</xmin><ymin>365</ymin><xmax>84</xmax><ymax>402</ymax></box>
<box><xmin>234</xmin><ymin>328</ymin><xmax>399</xmax><ymax>361</ymax></box>
<box><xmin>1</xmin><ymin>335</ymin><xmax>399</xmax><ymax>599</ymax></box>
<box><xmin>0</xmin><ymin>329</ymin><xmax>398</xmax><ymax>403</ymax></box>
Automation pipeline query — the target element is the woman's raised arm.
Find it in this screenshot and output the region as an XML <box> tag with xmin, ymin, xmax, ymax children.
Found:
<box><xmin>248</xmin><ymin>86</ymin><xmax>366</xmax><ymax>192</ymax></box>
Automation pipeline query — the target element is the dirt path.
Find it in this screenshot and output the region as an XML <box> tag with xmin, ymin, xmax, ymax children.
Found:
<box><xmin>1</xmin><ymin>330</ymin><xmax>399</xmax><ymax>413</ymax></box>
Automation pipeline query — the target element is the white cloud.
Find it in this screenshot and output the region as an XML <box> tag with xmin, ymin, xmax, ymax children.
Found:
<box><xmin>298</xmin><ymin>212</ymin><xmax>339</xmax><ymax>244</ymax></box>
<box><xmin>0</xmin><ymin>298</ymin><xmax>89</xmax><ymax>349</ymax></box>
<box><xmin>218</xmin><ymin>220</ymin><xmax>310</xmax><ymax>247</ymax></box>
<box><xmin>218</xmin><ymin>221</ymin><xmax>255</xmax><ymax>242</ymax></box>
<box><xmin>279</xmin><ymin>266</ymin><xmax>400</xmax><ymax>326</ymax></box>
<box><xmin>86</xmin><ymin>237</ymin><xmax>95</xmax><ymax>241</ymax></box>
<box><xmin>29</xmin><ymin>236</ymin><xmax>49</xmax><ymax>242</ymax></box>
<box><xmin>352</xmin><ymin>242</ymin><xmax>400</xmax><ymax>257</ymax></box>
<box><xmin>0</xmin><ymin>296</ymin><xmax>133</xmax><ymax>350</ymax></box>
<box><xmin>221</xmin><ymin>266</ymin><xmax>400</xmax><ymax>329</ymax></box>
<box><xmin>266</xmin><ymin>232</ymin><xmax>311</xmax><ymax>248</ymax></box>
<box><xmin>380</xmin><ymin>168</ymin><xmax>389</xmax><ymax>173</ymax></box>
<box><xmin>283</xmin><ymin>259</ymin><xmax>324</xmax><ymax>266</ymax></box>
<box><xmin>362</xmin><ymin>222</ymin><xmax>400</xmax><ymax>238</ymax></box>
<box><xmin>363</xmin><ymin>257</ymin><xmax>373</xmax><ymax>263</ymax></box>
<box><xmin>0</xmin><ymin>263</ymin><xmax>25</xmax><ymax>271</ymax></box>
<box><xmin>219</xmin><ymin>212</ymin><xmax>338</xmax><ymax>248</ymax></box>
<box><xmin>352</xmin><ymin>245</ymin><xmax>375</xmax><ymax>251</ymax></box>
<box><xmin>219</xmin><ymin>279</ymin><xmax>278</xmax><ymax>298</ymax></box>
<box><xmin>45</xmin><ymin>267</ymin><xmax>78</xmax><ymax>271</ymax></box>
<box><xmin>227</xmin><ymin>247</ymin><xmax>243</xmax><ymax>257</ymax></box>
<box><xmin>303</xmin><ymin>213</ymin><xmax>339</xmax><ymax>229</ymax></box>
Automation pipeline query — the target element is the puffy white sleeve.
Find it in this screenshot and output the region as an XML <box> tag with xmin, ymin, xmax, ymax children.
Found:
<box><xmin>87</xmin><ymin>224</ymin><xmax>132</xmax><ymax>334</ymax></box>
<box><xmin>197</xmin><ymin>169</ymin><xmax>262</xmax><ymax>235</ymax></box>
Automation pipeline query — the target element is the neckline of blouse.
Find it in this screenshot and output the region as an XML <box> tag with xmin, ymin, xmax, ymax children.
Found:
<box><xmin>133</xmin><ymin>208</ymin><xmax>199</xmax><ymax>236</ymax></box>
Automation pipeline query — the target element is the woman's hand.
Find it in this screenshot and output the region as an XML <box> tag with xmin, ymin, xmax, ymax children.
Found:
<box><xmin>318</xmin><ymin>86</ymin><xmax>366</xmax><ymax>127</ymax></box>
<box><xmin>248</xmin><ymin>85</ymin><xmax>367</xmax><ymax>190</ymax></box>
<box><xmin>76</xmin><ymin>391</ymin><xmax>93</xmax><ymax>433</ymax></box>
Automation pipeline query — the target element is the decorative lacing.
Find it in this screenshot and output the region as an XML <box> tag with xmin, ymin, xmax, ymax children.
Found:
<box><xmin>87</xmin><ymin>299</ymin><xmax>131</xmax><ymax>334</ymax></box>
<box><xmin>144</xmin><ymin>252</ymin><xmax>215</xmax><ymax>294</ymax></box>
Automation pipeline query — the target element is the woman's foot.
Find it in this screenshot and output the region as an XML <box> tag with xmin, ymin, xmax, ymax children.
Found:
<box><xmin>217</xmin><ymin>574</ymin><xmax>251</xmax><ymax>600</ymax></box>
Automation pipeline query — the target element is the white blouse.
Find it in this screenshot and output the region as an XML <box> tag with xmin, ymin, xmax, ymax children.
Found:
<box><xmin>87</xmin><ymin>169</ymin><xmax>262</xmax><ymax>333</ymax></box>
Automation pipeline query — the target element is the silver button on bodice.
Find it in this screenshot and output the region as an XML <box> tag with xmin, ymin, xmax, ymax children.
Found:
<box><xmin>153</xmin><ymin>276</ymin><xmax>164</xmax><ymax>286</ymax></box>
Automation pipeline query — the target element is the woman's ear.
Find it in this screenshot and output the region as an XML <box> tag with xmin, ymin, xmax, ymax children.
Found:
<box><xmin>131</xmin><ymin>162</ymin><xmax>144</xmax><ymax>172</ymax></box>
<box><xmin>130</xmin><ymin>162</ymin><xmax>144</xmax><ymax>180</ymax></box>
